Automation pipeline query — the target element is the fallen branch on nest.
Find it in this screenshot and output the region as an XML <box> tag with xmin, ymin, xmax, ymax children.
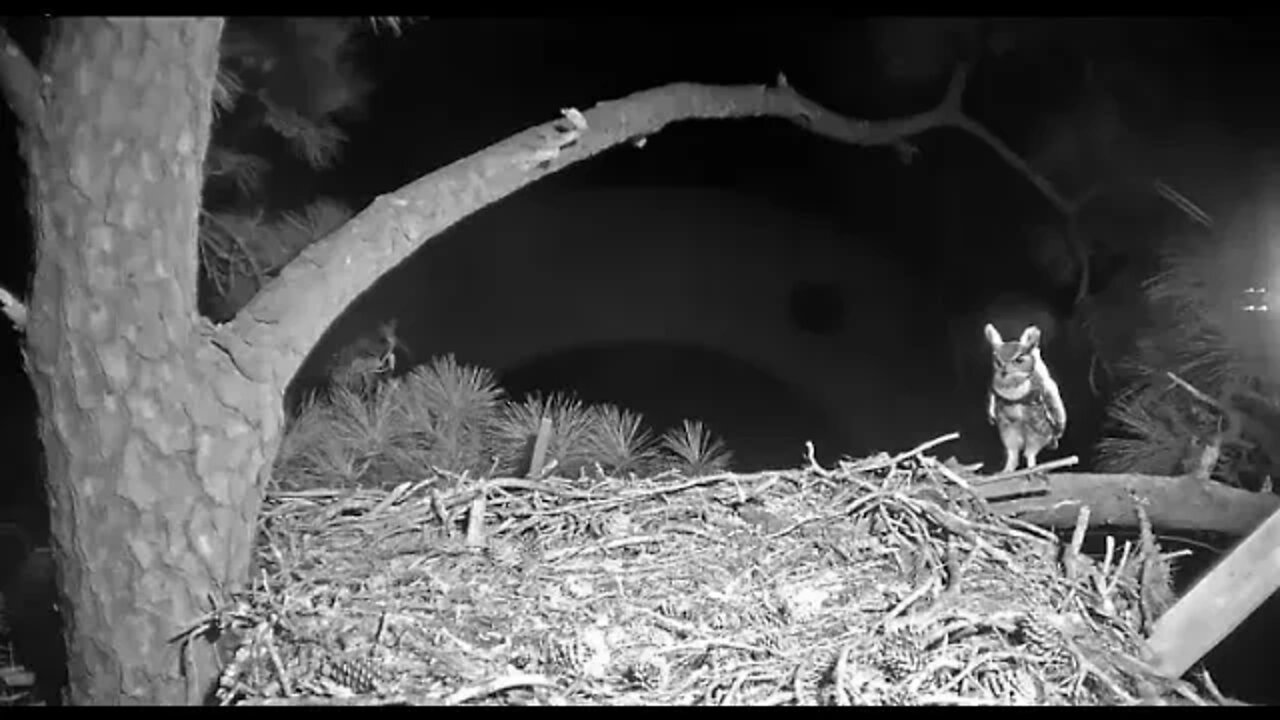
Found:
<box><xmin>994</xmin><ymin>470</ymin><xmax>1279</xmax><ymax>536</ymax></box>
<box><xmin>802</xmin><ymin>432</ymin><xmax>1273</xmax><ymax>539</ymax></box>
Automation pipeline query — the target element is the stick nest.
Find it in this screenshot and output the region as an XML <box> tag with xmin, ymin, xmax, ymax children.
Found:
<box><xmin>201</xmin><ymin>442</ymin><xmax>1224</xmax><ymax>706</ymax></box>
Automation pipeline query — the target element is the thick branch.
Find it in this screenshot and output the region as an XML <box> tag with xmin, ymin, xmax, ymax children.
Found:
<box><xmin>987</xmin><ymin>471</ymin><xmax>1279</xmax><ymax>537</ymax></box>
<box><xmin>214</xmin><ymin>76</ymin><xmax>982</xmax><ymax>390</ymax></box>
<box><xmin>213</xmin><ymin>67</ymin><xmax>1094</xmax><ymax>392</ymax></box>
<box><xmin>0</xmin><ymin>23</ymin><xmax>43</xmax><ymax>131</ymax></box>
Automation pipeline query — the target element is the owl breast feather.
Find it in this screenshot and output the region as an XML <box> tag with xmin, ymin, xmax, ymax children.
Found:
<box><xmin>993</xmin><ymin>389</ymin><xmax>1062</xmax><ymax>441</ymax></box>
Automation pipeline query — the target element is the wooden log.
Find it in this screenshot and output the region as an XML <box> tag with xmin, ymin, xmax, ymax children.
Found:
<box><xmin>1146</xmin><ymin>505</ymin><xmax>1280</xmax><ymax>678</ymax></box>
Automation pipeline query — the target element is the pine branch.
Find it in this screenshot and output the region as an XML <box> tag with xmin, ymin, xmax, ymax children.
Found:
<box><xmin>660</xmin><ymin>420</ymin><xmax>733</xmax><ymax>475</ymax></box>
<box><xmin>394</xmin><ymin>356</ymin><xmax>503</xmax><ymax>473</ymax></box>
<box><xmin>1096</xmin><ymin>386</ymin><xmax>1197</xmax><ymax>475</ymax></box>
<box><xmin>278</xmin><ymin>198</ymin><xmax>352</xmax><ymax>251</ymax></box>
<box><xmin>1097</xmin><ymin>206</ymin><xmax>1280</xmax><ymax>484</ymax></box>
<box><xmin>261</xmin><ymin>96</ymin><xmax>348</xmax><ymax>169</ymax></box>
<box><xmin>212</xmin><ymin>65</ymin><xmax>245</xmax><ymax>116</ymax></box>
<box><xmin>198</xmin><ymin>218</ymin><xmax>258</xmax><ymax>310</ymax></box>
<box><xmin>199</xmin><ymin>199</ymin><xmax>353</xmax><ymax>317</ymax></box>
<box><xmin>282</xmin><ymin>18</ymin><xmax>375</xmax><ymax>121</ymax></box>
<box><xmin>582</xmin><ymin>404</ymin><xmax>659</xmax><ymax>476</ymax></box>
<box><xmin>492</xmin><ymin>393</ymin><xmax>604</xmax><ymax>478</ymax></box>
<box><xmin>205</xmin><ymin>146</ymin><xmax>269</xmax><ymax>197</ymax></box>
<box><xmin>200</xmin><ymin>210</ymin><xmax>266</xmax><ymax>287</ymax></box>
<box><xmin>368</xmin><ymin>17</ymin><xmax>418</xmax><ymax>36</ymax></box>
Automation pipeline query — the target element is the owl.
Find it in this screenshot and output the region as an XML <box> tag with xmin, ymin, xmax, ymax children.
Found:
<box><xmin>985</xmin><ymin>323</ymin><xmax>1067</xmax><ymax>473</ymax></box>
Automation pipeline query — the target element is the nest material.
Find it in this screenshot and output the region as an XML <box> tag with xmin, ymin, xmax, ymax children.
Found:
<box><xmin>196</xmin><ymin>440</ymin><xmax>1225</xmax><ymax>707</ymax></box>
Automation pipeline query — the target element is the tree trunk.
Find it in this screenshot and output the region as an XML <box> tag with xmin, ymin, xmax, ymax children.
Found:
<box><xmin>20</xmin><ymin>19</ymin><xmax>279</xmax><ymax>705</ymax></box>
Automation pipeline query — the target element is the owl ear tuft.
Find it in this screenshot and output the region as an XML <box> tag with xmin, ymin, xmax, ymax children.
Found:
<box><xmin>1019</xmin><ymin>325</ymin><xmax>1041</xmax><ymax>349</ymax></box>
<box><xmin>984</xmin><ymin>323</ymin><xmax>1003</xmax><ymax>348</ymax></box>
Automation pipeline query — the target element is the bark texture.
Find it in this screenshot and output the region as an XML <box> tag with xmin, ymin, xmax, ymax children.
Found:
<box><xmin>21</xmin><ymin>19</ymin><xmax>279</xmax><ymax>704</ymax></box>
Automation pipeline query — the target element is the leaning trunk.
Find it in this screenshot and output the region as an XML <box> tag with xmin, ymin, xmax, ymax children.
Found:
<box><xmin>21</xmin><ymin>18</ymin><xmax>277</xmax><ymax>704</ymax></box>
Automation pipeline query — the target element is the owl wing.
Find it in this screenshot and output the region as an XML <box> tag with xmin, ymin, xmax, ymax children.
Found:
<box><xmin>1040</xmin><ymin>378</ymin><xmax>1067</xmax><ymax>436</ymax></box>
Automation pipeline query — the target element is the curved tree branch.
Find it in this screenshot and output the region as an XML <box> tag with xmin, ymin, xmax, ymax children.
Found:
<box><xmin>0</xmin><ymin>23</ymin><xmax>43</xmax><ymax>132</ymax></box>
<box><xmin>941</xmin><ymin>81</ymin><xmax>1094</xmax><ymax>305</ymax></box>
<box><xmin>212</xmin><ymin>66</ymin><xmax>1095</xmax><ymax>393</ymax></box>
<box><xmin>950</xmin><ymin>113</ymin><xmax>1075</xmax><ymax>217</ymax></box>
<box><xmin>774</xmin><ymin>64</ymin><xmax>967</xmax><ymax>150</ymax></box>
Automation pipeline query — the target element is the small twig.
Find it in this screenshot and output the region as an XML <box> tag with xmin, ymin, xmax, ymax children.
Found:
<box><xmin>659</xmin><ymin>637</ymin><xmax>782</xmax><ymax>658</ymax></box>
<box><xmin>1069</xmin><ymin>505</ymin><xmax>1090</xmax><ymax>557</ymax></box>
<box><xmin>1152</xmin><ymin>179</ymin><xmax>1214</xmax><ymax>228</ymax></box>
<box><xmin>724</xmin><ymin>668</ymin><xmax>752</xmax><ymax>706</ymax></box>
<box><xmin>941</xmin><ymin>537</ymin><xmax>966</xmax><ymax>597</ymax></box>
<box><xmin>528</xmin><ymin>416</ymin><xmax>553</xmax><ymax>478</ymax></box>
<box><xmin>891</xmin><ymin>432</ymin><xmax>961</xmax><ymax>464</ymax></box>
<box><xmin>852</xmin><ymin>432</ymin><xmax>960</xmax><ymax>474</ymax></box>
<box><xmin>1166</xmin><ymin>371</ymin><xmax>1233</xmax><ymax>482</ymax></box>
<box><xmin>199</xmin><ymin>225</ymin><xmax>248</xmax><ymax>300</ymax></box>
<box><xmin>465</xmin><ymin>483</ymin><xmax>487</xmax><ymax>548</ymax></box>
<box><xmin>430</xmin><ymin>489</ymin><xmax>453</xmax><ymax>536</ymax></box>
<box><xmin>443</xmin><ymin>672</ymin><xmax>558</xmax><ymax>705</ymax></box>
<box><xmin>198</xmin><ymin>240</ymin><xmax>230</xmax><ymax>299</ymax></box>
<box><xmin>804</xmin><ymin>440</ymin><xmax>832</xmax><ymax>478</ymax></box>
<box><xmin>1093</xmin><ymin>534</ymin><xmax>1118</xmax><ymax>616</ymax></box>
<box><xmin>979</xmin><ymin>454</ymin><xmax>1079</xmax><ymax>484</ymax></box>
<box><xmin>922</xmin><ymin>456</ymin><xmax>973</xmax><ymax>491</ymax></box>
<box><xmin>1062</xmin><ymin>505</ymin><xmax>1092</xmax><ymax>582</ymax></box>
<box><xmin>202</xmin><ymin>209</ymin><xmax>267</xmax><ymax>287</ymax></box>
<box><xmin>1106</xmin><ymin>539</ymin><xmax>1133</xmax><ymax>595</ymax></box>
<box><xmin>833</xmin><ymin>642</ymin><xmax>855</xmax><ymax>705</ymax></box>
<box><xmin>881</xmin><ymin>576</ymin><xmax>940</xmax><ymax>625</ymax></box>
<box><xmin>1165</xmin><ymin>372</ymin><xmax>1225</xmax><ymax>413</ymax></box>
<box><xmin>265</xmin><ymin>631</ymin><xmax>294</xmax><ymax>699</ymax></box>
<box><xmin>1000</xmin><ymin>516</ymin><xmax>1060</xmax><ymax>544</ymax></box>
<box><xmin>1197</xmin><ymin>668</ymin><xmax>1245</xmax><ymax>706</ymax></box>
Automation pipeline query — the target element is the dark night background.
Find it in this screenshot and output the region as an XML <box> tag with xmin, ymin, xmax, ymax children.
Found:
<box><xmin>2</xmin><ymin>17</ymin><xmax>1280</xmax><ymax>702</ymax></box>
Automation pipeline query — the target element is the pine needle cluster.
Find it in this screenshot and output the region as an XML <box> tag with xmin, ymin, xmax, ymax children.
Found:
<box><xmin>1094</xmin><ymin>214</ymin><xmax>1280</xmax><ymax>490</ymax></box>
<box><xmin>199</xmin><ymin>18</ymin><xmax>396</xmax><ymax>320</ymax></box>
<box><xmin>274</xmin><ymin>333</ymin><xmax>735</xmax><ymax>490</ymax></box>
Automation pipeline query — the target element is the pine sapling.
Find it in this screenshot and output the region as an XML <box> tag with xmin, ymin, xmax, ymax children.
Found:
<box><xmin>395</xmin><ymin>355</ymin><xmax>505</xmax><ymax>476</ymax></box>
<box><xmin>660</xmin><ymin>420</ymin><xmax>733</xmax><ymax>476</ymax></box>
<box><xmin>582</xmin><ymin>404</ymin><xmax>660</xmax><ymax>477</ymax></box>
<box><xmin>492</xmin><ymin>392</ymin><xmax>601</xmax><ymax>478</ymax></box>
